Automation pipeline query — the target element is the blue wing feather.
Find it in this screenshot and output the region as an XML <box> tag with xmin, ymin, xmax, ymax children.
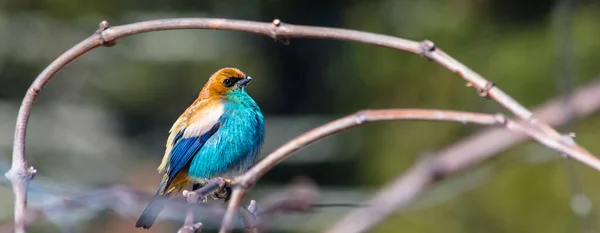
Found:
<box><xmin>164</xmin><ymin>122</ymin><xmax>221</xmax><ymax>189</ymax></box>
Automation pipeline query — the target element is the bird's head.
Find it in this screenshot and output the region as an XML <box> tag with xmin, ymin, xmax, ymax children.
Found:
<box><xmin>199</xmin><ymin>67</ymin><xmax>253</xmax><ymax>98</ymax></box>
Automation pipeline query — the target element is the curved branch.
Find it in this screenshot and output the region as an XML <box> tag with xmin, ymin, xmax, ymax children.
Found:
<box><xmin>325</xmin><ymin>77</ymin><xmax>600</xmax><ymax>233</ymax></box>
<box><xmin>220</xmin><ymin>109</ymin><xmax>536</xmax><ymax>232</ymax></box>
<box><xmin>224</xmin><ymin>108</ymin><xmax>598</xmax><ymax>232</ymax></box>
<box><xmin>234</xmin><ymin>109</ymin><xmax>504</xmax><ymax>186</ymax></box>
<box><xmin>9</xmin><ymin>17</ymin><xmax>600</xmax><ymax>233</ymax></box>
<box><xmin>5</xmin><ymin>19</ymin><xmax>419</xmax><ymax>233</ymax></box>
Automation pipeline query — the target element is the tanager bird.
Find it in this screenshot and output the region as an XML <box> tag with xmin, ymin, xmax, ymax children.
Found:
<box><xmin>135</xmin><ymin>67</ymin><xmax>265</xmax><ymax>229</ymax></box>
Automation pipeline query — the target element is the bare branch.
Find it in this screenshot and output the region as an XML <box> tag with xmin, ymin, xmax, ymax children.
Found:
<box><xmin>252</xmin><ymin>177</ymin><xmax>319</xmax><ymax>232</ymax></box>
<box><xmin>431</xmin><ymin>77</ymin><xmax>600</xmax><ymax>174</ymax></box>
<box><xmin>0</xmin><ymin>183</ymin><xmax>304</xmax><ymax>232</ymax></box>
<box><xmin>8</xmin><ymin>18</ymin><xmax>416</xmax><ymax>232</ymax></box>
<box><xmin>419</xmin><ymin>41</ymin><xmax>561</xmax><ymax>137</ymax></box>
<box><xmin>178</xmin><ymin>190</ymin><xmax>203</xmax><ymax>233</ymax></box>
<box><xmin>219</xmin><ymin>188</ymin><xmax>245</xmax><ymax>233</ymax></box>
<box><xmin>325</xmin><ymin>78</ymin><xmax>600</xmax><ymax>233</ymax></box>
<box><xmin>241</xmin><ymin>200</ymin><xmax>258</xmax><ymax>233</ymax></box>
<box><xmin>223</xmin><ymin>108</ymin><xmax>595</xmax><ymax>232</ymax></box>
<box><xmin>4</xmin><ymin>167</ymin><xmax>36</xmax><ymax>233</ymax></box>
<box><xmin>10</xmin><ymin>17</ymin><xmax>600</xmax><ymax>233</ymax></box>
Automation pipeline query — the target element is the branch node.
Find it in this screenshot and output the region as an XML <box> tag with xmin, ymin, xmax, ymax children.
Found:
<box><xmin>562</xmin><ymin>134</ymin><xmax>576</xmax><ymax>146</ymax></box>
<box><xmin>493</xmin><ymin>113</ymin><xmax>508</xmax><ymax>126</ymax></box>
<box><xmin>354</xmin><ymin>110</ymin><xmax>368</xmax><ymax>125</ymax></box>
<box><xmin>177</xmin><ymin>222</ymin><xmax>203</xmax><ymax>233</ymax></box>
<box><xmin>272</xmin><ymin>19</ymin><xmax>282</xmax><ymax>27</ymax></box>
<box><xmin>28</xmin><ymin>87</ymin><xmax>41</xmax><ymax>96</ymax></box>
<box><xmin>247</xmin><ymin>200</ymin><xmax>258</xmax><ymax>215</ymax></box>
<box><xmin>429</xmin><ymin>161</ymin><xmax>445</xmax><ymax>182</ymax></box>
<box><xmin>6</xmin><ymin>166</ymin><xmax>37</xmax><ymax>182</ymax></box>
<box><xmin>183</xmin><ymin>189</ymin><xmax>201</xmax><ymax>204</ymax></box>
<box><xmin>243</xmin><ymin>199</ymin><xmax>259</xmax><ymax>231</ymax></box>
<box><xmin>419</xmin><ymin>40</ymin><xmax>436</xmax><ymax>60</ymax></box>
<box><xmin>96</xmin><ymin>20</ymin><xmax>117</xmax><ymax>47</ymax></box>
<box><xmin>99</xmin><ymin>20</ymin><xmax>110</xmax><ymax>30</ymax></box>
<box><xmin>419</xmin><ymin>40</ymin><xmax>436</xmax><ymax>52</ymax></box>
<box><xmin>235</xmin><ymin>178</ymin><xmax>254</xmax><ymax>190</ymax></box>
<box><xmin>527</xmin><ymin>113</ymin><xmax>537</xmax><ymax>122</ymax></box>
<box><xmin>477</xmin><ymin>80</ymin><xmax>495</xmax><ymax>98</ymax></box>
<box><xmin>26</xmin><ymin>166</ymin><xmax>37</xmax><ymax>179</ymax></box>
<box><xmin>270</xmin><ymin>18</ymin><xmax>290</xmax><ymax>45</ymax></box>
<box><xmin>419</xmin><ymin>152</ymin><xmax>445</xmax><ymax>182</ymax></box>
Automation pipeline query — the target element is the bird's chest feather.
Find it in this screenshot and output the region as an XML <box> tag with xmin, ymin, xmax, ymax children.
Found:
<box><xmin>188</xmin><ymin>92</ymin><xmax>264</xmax><ymax>179</ymax></box>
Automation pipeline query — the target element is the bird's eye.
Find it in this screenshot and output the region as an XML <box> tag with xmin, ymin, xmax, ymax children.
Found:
<box><xmin>223</xmin><ymin>78</ymin><xmax>234</xmax><ymax>87</ymax></box>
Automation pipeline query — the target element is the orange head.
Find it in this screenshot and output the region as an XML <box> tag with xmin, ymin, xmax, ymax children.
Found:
<box><xmin>198</xmin><ymin>67</ymin><xmax>253</xmax><ymax>99</ymax></box>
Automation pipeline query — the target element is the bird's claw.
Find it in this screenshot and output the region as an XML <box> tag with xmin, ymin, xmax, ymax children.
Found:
<box><xmin>211</xmin><ymin>184</ymin><xmax>232</xmax><ymax>202</ymax></box>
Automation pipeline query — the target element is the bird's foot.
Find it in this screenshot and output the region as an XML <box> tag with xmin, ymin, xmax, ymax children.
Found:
<box><xmin>211</xmin><ymin>185</ymin><xmax>232</xmax><ymax>202</ymax></box>
<box><xmin>207</xmin><ymin>177</ymin><xmax>232</xmax><ymax>202</ymax></box>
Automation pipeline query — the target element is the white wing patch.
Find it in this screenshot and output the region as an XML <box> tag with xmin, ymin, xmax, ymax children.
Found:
<box><xmin>182</xmin><ymin>103</ymin><xmax>225</xmax><ymax>138</ymax></box>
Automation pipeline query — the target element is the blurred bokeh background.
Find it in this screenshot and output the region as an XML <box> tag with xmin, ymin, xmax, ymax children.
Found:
<box><xmin>1</xmin><ymin>0</ymin><xmax>600</xmax><ymax>232</ymax></box>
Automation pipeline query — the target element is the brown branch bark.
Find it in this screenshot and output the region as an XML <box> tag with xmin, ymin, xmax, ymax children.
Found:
<box><xmin>10</xmin><ymin>17</ymin><xmax>600</xmax><ymax>233</ymax></box>
<box><xmin>325</xmin><ymin>78</ymin><xmax>600</xmax><ymax>233</ymax></box>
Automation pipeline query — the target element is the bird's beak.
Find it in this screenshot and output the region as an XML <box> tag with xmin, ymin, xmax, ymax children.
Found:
<box><xmin>237</xmin><ymin>76</ymin><xmax>253</xmax><ymax>86</ymax></box>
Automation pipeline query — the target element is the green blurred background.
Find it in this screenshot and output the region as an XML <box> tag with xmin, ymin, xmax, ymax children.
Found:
<box><xmin>1</xmin><ymin>0</ymin><xmax>600</xmax><ymax>232</ymax></box>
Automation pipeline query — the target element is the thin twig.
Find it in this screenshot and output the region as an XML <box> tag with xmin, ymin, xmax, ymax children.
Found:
<box><xmin>11</xmin><ymin>17</ymin><xmax>600</xmax><ymax>233</ymax></box>
<box><xmin>176</xmin><ymin>178</ymin><xmax>234</xmax><ymax>232</ymax></box>
<box><xmin>4</xmin><ymin>164</ymin><xmax>36</xmax><ymax>233</ymax></box>
<box><xmin>252</xmin><ymin>177</ymin><xmax>319</xmax><ymax>232</ymax></box>
<box><xmin>420</xmin><ymin>41</ymin><xmax>562</xmax><ymax>138</ymax></box>
<box><xmin>430</xmin><ymin>77</ymin><xmax>600</xmax><ymax>173</ymax></box>
<box><xmin>219</xmin><ymin>188</ymin><xmax>245</xmax><ymax>233</ymax></box>
<box><xmin>242</xmin><ymin>200</ymin><xmax>259</xmax><ymax>233</ymax></box>
<box><xmin>552</xmin><ymin>1</ymin><xmax>597</xmax><ymax>233</ymax></box>
<box><xmin>0</xmin><ymin>181</ymin><xmax>320</xmax><ymax>233</ymax></box>
<box><xmin>177</xmin><ymin>190</ymin><xmax>203</xmax><ymax>233</ymax></box>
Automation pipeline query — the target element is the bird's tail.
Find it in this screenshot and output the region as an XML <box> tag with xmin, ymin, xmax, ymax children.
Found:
<box><xmin>136</xmin><ymin>180</ymin><xmax>171</xmax><ymax>229</ymax></box>
<box><xmin>135</xmin><ymin>195</ymin><xmax>165</xmax><ymax>229</ymax></box>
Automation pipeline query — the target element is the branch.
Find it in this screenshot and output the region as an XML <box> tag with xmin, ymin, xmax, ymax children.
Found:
<box><xmin>177</xmin><ymin>178</ymin><xmax>229</xmax><ymax>233</ymax></box>
<box><xmin>4</xmin><ymin>164</ymin><xmax>36</xmax><ymax>233</ymax></box>
<box><xmin>219</xmin><ymin>109</ymin><xmax>508</xmax><ymax>232</ymax></box>
<box><xmin>177</xmin><ymin>190</ymin><xmax>203</xmax><ymax>233</ymax></box>
<box><xmin>11</xmin><ymin>17</ymin><xmax>600</xmax><ymax>233</ymax></box>
<box><xmin>221</xmin><ymin>108</ymin><xmax>593</xmax><ymax>232</ymax></box>
<box><xmin>325</xmin><ymin>78</ymin><xmax>600</xmax><ymax>233</ymax></box>
<box><xmin>6</xmin><ymin>79</ymin><xmax>599</xmax><ymax>233</ymax></box>
<box><xmin>251</xmin><ymin>177</ymin><xmax>319</xmax><ymax>232</ymax></box>
<box><xmin>0</xmin><ymin>180</ymin><xmax>316</xmax><ymax>233</ymax></box>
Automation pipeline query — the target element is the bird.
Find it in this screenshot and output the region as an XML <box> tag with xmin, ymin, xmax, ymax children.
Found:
<box><xmin>135</xmin><ymin>67</ymin><xmax>265</xmax><ymax>229</ymax></box>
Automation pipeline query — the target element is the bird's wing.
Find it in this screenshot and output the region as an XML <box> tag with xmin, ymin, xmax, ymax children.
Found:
<box><xmin>158</xmin><ymin>98</ymin><xmax>225</xmax><ymax>188</ymax></box>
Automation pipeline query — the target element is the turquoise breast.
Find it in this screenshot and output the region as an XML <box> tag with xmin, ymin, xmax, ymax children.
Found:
<box><xmin>188</xmin><ymin>89</ymin><xmax>265</xmax><ymax>179</ymax></box>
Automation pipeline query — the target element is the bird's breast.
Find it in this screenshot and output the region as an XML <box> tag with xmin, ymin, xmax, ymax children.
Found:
<box><xmin>187</xmin><ymin>95</ymin><xmax>265</xmax><ymax>179</ymax></box>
